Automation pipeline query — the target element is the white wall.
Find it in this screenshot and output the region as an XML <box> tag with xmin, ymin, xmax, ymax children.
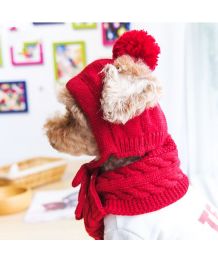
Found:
<box><xmin>0</xmin><ymin>23</ymin><xmax>188</xmax><ymax>171</ymax></box>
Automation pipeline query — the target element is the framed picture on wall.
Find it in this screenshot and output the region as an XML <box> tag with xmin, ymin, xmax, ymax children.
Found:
<box><xmin>72</xmin><ymin>23</ymin><xmax>97</xmax><ymax>29</ymax></box>
<box><xmin>0</xmin><ymin>81</ymin><xmax>28</xmax><ymax>113</ymax></box>
<box><xmin>10</xmin><ymin>41</ymin><xmax>43</xmax><ymax>66</ymax></box>
<box><xmin>53</xmin><ymin>41</ymin><xmax>86</xmax><ymax>81</ymax></box>
<box><xmin>102</xmin><ymin>22</ymin><xmax>130</xmax><ymax>46</ymax></box>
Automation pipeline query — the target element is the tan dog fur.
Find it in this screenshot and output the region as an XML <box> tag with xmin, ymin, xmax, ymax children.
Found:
<box><xmin>44</xmin><ymin>87</ymin><xmax>98</xmax><ymax>156</ymax></box>
<box><xmin>44</xmin><ymin>55</ymin><xmax>162</xmax><ymax>169</ymax></box>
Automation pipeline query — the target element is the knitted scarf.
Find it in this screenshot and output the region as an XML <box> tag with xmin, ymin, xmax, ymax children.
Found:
<box><xmin>72</xmin><ymin>135</ymin><xmax>189</xmax><ymax>240</ymax></box>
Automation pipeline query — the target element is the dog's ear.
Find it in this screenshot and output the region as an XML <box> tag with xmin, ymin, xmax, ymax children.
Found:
<box><xmin>56</xmin><ymin>84</ymin><xmax>75</xmax><ymax>108</ymax></box>
<box><xmin>100</xmin><ymin>58</ymin><xmax>162</xmax><ymax>125</ymax></box>
<box><xmin>44</xmin><ymin>87</ymin><xmax>99</xmax><ymax>157</ymax></box>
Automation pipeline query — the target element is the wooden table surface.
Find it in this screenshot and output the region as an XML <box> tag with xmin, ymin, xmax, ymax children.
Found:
<box><xmin>0</xmin><ymin>158</ymin><xmax>92</xmax><ymax>240</ymax></box>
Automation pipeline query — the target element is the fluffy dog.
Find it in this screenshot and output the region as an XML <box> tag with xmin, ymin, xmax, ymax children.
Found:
<box><xmin>45</xmin><ymin>55</ymin><xmax>161</xmax><ymax>171</ymax></box>
<box><xmin>44</xmin><ymin>30</ymin><xmax>218</xmax><ymax>240</ymax></box>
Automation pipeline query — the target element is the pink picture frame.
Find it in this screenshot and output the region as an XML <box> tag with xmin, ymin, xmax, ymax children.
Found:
<box><xmin>10</xmin><ymin>41</ymin><xmax>44</xmax><ymax>66</ymax></box>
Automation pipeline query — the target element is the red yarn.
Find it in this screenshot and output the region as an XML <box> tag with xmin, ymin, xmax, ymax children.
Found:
<box><xmin>73</xmin><ymin>136</ymin><xmax>189</xmax><ymax>240</ymax></box>
<box><xmin>67</xmin><ymin>59</ymin><xmax>168</xmax><ymax>160</ymax></box>
<box><xmin>113</xmin><ymin>30</ymin><xmax>160</xmax><ymax>70</ymax></box>
<box><xmin>66</xmin><ymin>58</ymin><xmax>189</xmax><ymax>240</ymax></box>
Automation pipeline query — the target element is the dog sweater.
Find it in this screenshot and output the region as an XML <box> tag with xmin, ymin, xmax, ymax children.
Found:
<box><xmin>66</xmin><ymin>59</ymin><xmax>189</xmax><ymax>240</ymax></box>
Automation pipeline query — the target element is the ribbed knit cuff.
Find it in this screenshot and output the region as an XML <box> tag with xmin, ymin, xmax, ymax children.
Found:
<box><xmin>114</xmin><ymin>132</ymin><xmax>168</xmax><ymax>158</ymax></box>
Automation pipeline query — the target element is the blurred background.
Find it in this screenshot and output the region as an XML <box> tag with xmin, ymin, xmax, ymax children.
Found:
<box><xmin>0</xmin><ymin>22</ymin><xmax>218</xmax><ymax>239</ymax></box>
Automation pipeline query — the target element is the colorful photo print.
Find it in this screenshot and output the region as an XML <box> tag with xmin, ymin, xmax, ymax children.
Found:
<box><xmin>53</xmin><ymin>41</ymin><xmax>86</xmax><ymax>81</ymax></box>
<box><xmin>102</xmin><ymin>22</ymin><xmax>131</xmax><ymax>46</ymax></box>
<box><xmin>0</xmin><ymin>81</ymin><xmax>28</xmax><ymax>113</ymax></box>
<box><xmin>10</xmin><ymin>41</ymin><xmax>43</xmax><ymax>65</ymax></box>
<box><xmin>72</xmin><ymin>23</ymin><xmax>97</xmax><ymax>29</ymax></box>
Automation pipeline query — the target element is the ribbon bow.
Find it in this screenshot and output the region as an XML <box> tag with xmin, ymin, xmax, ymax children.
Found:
<box><xmin>72</xmin><ymin>164</ymin><xmax>106</xmax><ymax>221</ymax></box>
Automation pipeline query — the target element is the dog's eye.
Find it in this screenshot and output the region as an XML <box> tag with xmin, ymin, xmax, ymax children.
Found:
<box><xmin>116</xmin><ymin>66</ymin><xmax>122</xmax><ymax>72</ymax></box>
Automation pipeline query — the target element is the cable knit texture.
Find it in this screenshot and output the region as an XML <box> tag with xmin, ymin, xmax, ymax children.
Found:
<box><xmin>66</xmin><ymin>59</ymin><xmax>189</xmax><ymax>240</ymax></box>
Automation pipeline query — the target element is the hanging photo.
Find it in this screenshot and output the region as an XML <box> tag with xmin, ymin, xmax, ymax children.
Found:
<box><xmin>102</xmin><ymin>22</ymin><xmax>130</xmax><ymax>46</ymax></box>
<box><xmin>72</xmin><ymin>23</ymin><xmax>97</xmax><ymax>29</ymax></box>
<box><xmin>53</xmin><ymin>41</ymin><xmax>86</xmax><ymax>82</ymax></box>
<box><xmin>10</xmin><ymin>41</ymin><xmax>43</xmax><ymax>66</ymax></box>
<box><xmin>0</xmin><ymin>81</ymin><xmax>28</xmax><ymax>113</ymax></box>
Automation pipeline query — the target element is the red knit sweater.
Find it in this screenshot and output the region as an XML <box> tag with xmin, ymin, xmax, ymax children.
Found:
<box><xmin>66</xmin><ymin>59</ymin><xmax>189</xmax><ymax>240</ymax></box>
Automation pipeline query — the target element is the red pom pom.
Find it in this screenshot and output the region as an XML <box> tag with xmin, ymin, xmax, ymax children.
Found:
<box><xmin>112</xmin><ymin>30</ymin><xmax>160</xmax><ymax>70</ymax></box>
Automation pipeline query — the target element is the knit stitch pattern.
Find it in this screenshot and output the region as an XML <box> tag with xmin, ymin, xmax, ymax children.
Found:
<box><xmin>66</xmin><ymin>58</ymin><xmax>189</xmax><ymax>240</ymax></box>
<box><xmin>72</xmin><ymin>136</ymin><xmax>189</xmax><ymax>240</ymax></box>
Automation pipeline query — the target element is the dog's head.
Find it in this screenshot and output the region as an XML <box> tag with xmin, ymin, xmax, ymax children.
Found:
<box><xmin>44</xmin><ymin>30</ymin><xmax>162</xmax><ymax>157</ymax></box>
<box><xmin>44</xmin><ymin>55</ymin><xmax>162</xmax><ymax>157</ymax></box>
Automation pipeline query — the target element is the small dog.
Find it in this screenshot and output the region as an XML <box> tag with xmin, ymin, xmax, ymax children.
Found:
<box><xmin>44</xmin><ymin>30</ymin><xmax>218</xmax><ymax>240</ymax></box>
<box><xmin>45</xmin><ymin>54</ymin><xmax>162</xmax><ymax>170</ymax></box>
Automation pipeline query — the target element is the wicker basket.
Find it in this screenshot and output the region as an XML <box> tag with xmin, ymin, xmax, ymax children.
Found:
<box><xmin>0</xmin><ymin>157</ymin><xmax>67</xmax><ymax>189</ymax></box>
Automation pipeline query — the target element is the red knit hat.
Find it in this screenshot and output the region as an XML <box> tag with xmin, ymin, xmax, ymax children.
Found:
<box><xmin>66</xmin><ymin>30</ymin><xmax>167</xmax><ymax>162</ymax></box>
